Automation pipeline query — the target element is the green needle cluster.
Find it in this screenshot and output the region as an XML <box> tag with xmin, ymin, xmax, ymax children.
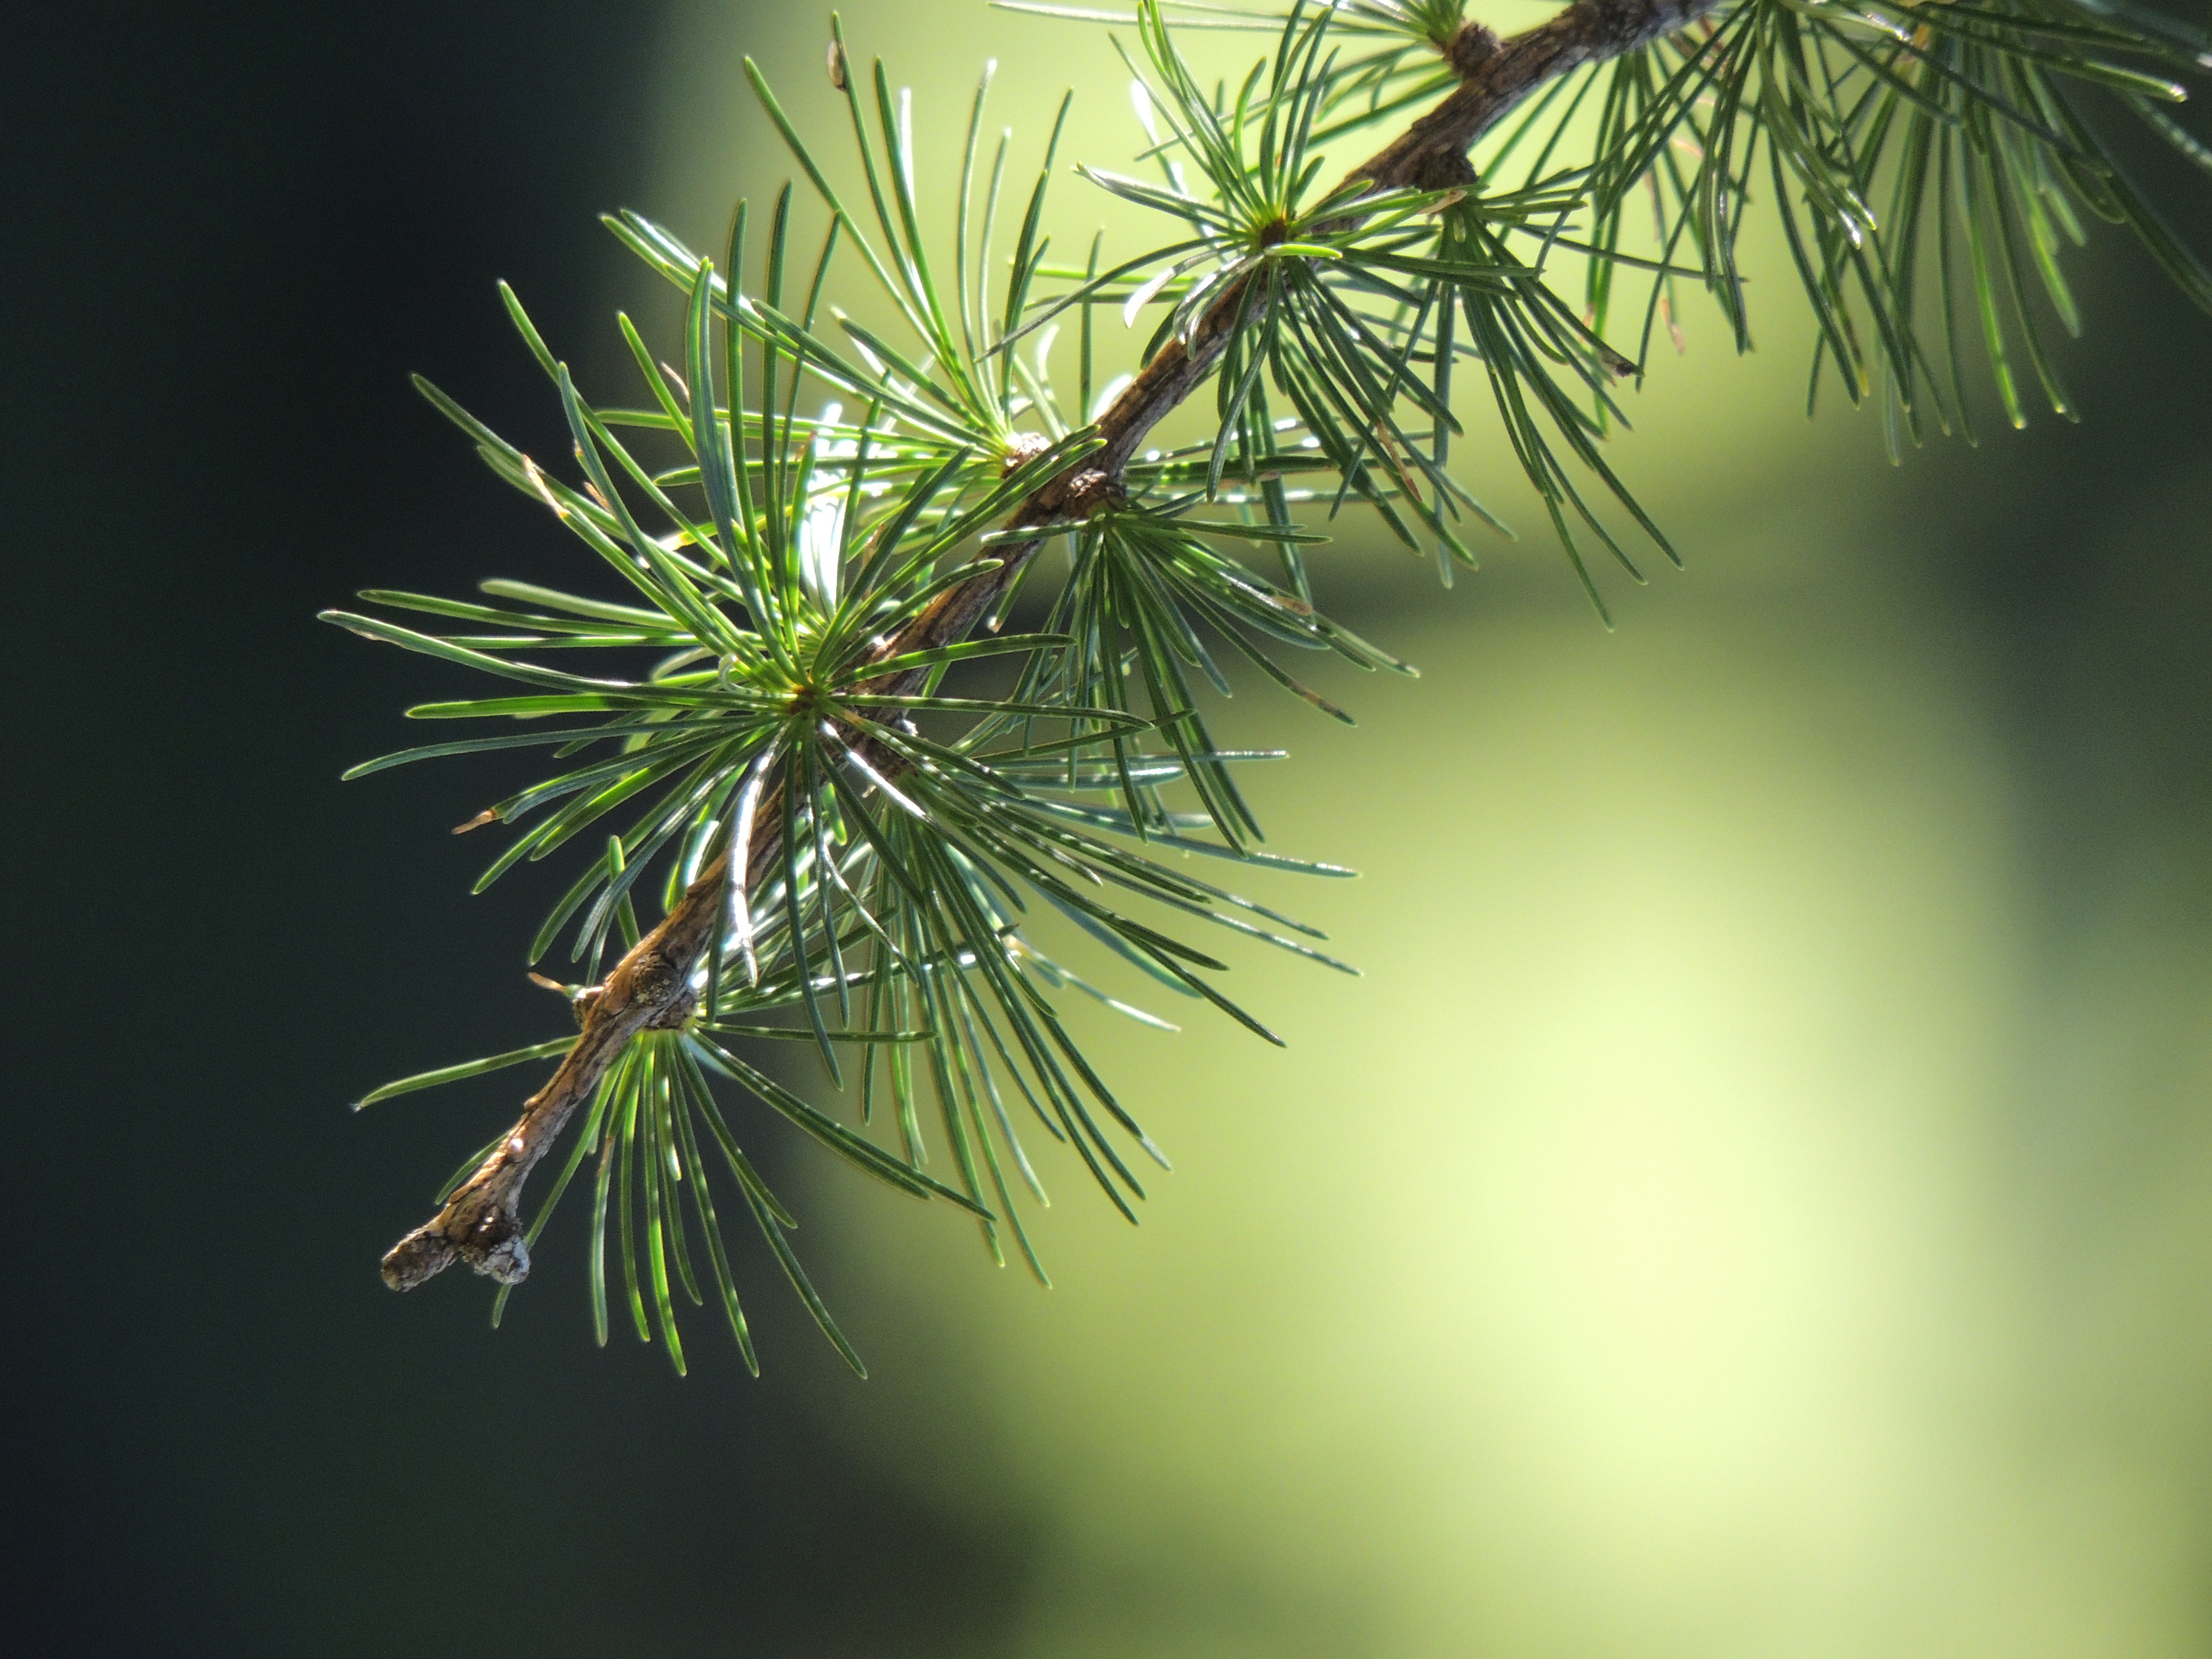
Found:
<box><xmin>330</xmin><ymin>0</ymin><xmax>2212</xmax><ymax>1374</ymax></box>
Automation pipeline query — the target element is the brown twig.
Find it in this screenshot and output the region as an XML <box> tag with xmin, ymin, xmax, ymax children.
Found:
<box><xmin>380</xmin><ymin>0</ymin><xmax>1720</xmax><ymax>1292</ymax></box>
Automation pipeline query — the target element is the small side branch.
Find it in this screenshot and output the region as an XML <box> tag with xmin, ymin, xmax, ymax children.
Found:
<box><xmin>382</xmin><ymin>0</ymin><xmax>1719</xmax><ymax>1292</ymax></box>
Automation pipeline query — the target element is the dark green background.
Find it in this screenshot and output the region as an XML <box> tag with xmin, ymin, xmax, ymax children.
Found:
<box><xmin>10</xmin><ymin>3</ymin><xmax>2212</xmax><ymax>1654</ymax></box>
<box><xmin>10</xmin><ymin>7</ymin><xmax>1029</xmax><ymax>1653</ymax></box>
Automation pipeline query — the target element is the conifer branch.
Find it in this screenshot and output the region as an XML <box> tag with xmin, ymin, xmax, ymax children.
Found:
<box><xmin>379</xmin><ymin>0</ymin><xmax>1721</xmax><ymax>1292</ymax></box>
<box><xmin>369</xmin><ymin>0</ymin><xmax>2209</xmax><ymax>1325</ymax></box>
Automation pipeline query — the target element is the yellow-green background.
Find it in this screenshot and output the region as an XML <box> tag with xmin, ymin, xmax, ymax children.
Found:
<box><xmin>636</xmin><ymin>6</ymin><xmax>2212</xmax><ymax>1654</ymax></box>
<box><xmin>15</xmin><ymin>1</ymin><xmax>2212</xmax><ymax>1652</ymax></box>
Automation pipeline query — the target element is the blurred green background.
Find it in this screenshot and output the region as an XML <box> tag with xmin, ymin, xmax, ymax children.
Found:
<box><xmin>11</xmin><ymin>2</ymin><xmax>2212</xmax><ymax>1654</ymax></box>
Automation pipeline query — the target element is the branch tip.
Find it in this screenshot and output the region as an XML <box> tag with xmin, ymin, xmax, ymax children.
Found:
<box><xmin>381</xmin><ymin>1204</ymin><xmax>529</xmax><ymax>1291</ymax></box>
